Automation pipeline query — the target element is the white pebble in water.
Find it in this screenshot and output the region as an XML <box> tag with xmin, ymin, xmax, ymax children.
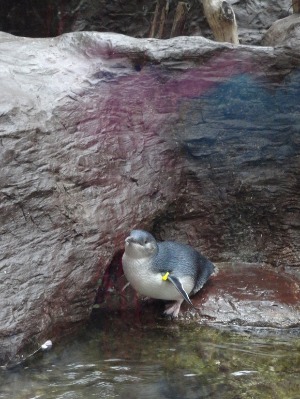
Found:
<box><xmin>41</xmin><ymin>340</ymin><xmax>53</xmax><ymax>350</ymax></box>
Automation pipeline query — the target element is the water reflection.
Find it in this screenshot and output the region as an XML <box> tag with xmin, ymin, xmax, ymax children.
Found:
<box><xmin>0</xmin><ymin>311</ymin><xmax>299</xmax><ymax>399</ymax></box>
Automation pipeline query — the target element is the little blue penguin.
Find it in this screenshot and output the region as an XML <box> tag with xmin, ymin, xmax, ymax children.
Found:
<box><xmin>122</xmin><ymin>229</ymin><xmax>215</xmax><ymax>317</ymax></box>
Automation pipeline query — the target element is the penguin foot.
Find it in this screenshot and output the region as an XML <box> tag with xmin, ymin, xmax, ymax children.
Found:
<box><xmin>163</xmin><ymin>299</ymin><xmax>184</xmax><ymax>318</ymax></box>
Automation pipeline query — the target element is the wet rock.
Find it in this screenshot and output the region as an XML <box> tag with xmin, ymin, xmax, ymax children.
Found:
<box><xmin>261</xmin><ymin>14</ymin><xmax>300</xmax><ymax>47</ymax></box>
<box><xmin>192</xmin><ymin>263</ymin><xmax>300</xmax><ymax>328</ymax></box>
<box><xmin>0</xmin><ymin>31</ymin><xmax>300</xmax><ymax>365</ymax></box>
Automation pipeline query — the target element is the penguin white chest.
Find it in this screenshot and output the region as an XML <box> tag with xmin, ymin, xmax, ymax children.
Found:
<box><xmin>122</xmin><ymin>254</ymin><xmax>194</xmax><ymax>301</ymax></box>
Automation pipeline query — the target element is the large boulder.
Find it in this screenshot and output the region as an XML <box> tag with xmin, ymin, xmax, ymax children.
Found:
<box><xmin>0</xmin><ymin>31</ymin><xmax>183</xmax><ymax>366</ymax></box>
<box><xmin>234</xmin><ymin>0</ymin><xmax>291</xmax><ymax>44</ymax></box>
<box><xmin>262</xmin><ymin>14</ymin><xmax>300</xmax><ymax>47</ymax></box>
<box><xmin>0</xmin><ymin>31</ymin><xmax>299</xmax><ymax>366</ymax></box>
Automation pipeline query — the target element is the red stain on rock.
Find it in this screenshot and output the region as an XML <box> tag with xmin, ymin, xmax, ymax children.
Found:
<box><xmin>191</xmin><ymin>263</ymin><xmax>300</xmax><ymax>327</ymax></box>
<box><xmin>206</xmin><ymin>263</ymin><xmax>300</xmax><ymax>305</ymax></box>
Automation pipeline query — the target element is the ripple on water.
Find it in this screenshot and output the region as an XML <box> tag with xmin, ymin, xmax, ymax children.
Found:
<box><xmin>0</xmin><ymin>315</ymin><xmax>299</xmax><ymax>399</ymax></box>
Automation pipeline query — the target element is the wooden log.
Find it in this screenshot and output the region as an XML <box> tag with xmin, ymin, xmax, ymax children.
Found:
<box><xmin>170</xmin><ymin>2</ymin><xmax>189</xmax><ymax>38</ymax></box>
<box><xmin>293</xmin><ymin>0</ymin><xmax>300</xmax><ymax>13</ymax></box>
<box><xmin>149</xmin><ymin>0</ymin><xmax>169</xmax><ymax>38</ymax></box>
<box><xmin>202</xmin><ymin>0</ymin><xmax>239</xmax><ymax>44</ymax></box>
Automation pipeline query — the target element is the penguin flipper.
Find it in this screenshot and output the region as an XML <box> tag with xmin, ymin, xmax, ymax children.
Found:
<box><xmin>166</xmin><ymin>275</ymin><xmax>196</xmax><ymax>309</ymax></box>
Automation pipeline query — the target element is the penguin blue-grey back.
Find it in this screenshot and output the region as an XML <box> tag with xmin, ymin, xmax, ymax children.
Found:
<box><xmin>122</xmin><ymin>229</ymin><xmax>215</xmax><ymax>317</ymax></box>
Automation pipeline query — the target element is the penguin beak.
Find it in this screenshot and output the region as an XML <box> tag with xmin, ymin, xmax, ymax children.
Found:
<box><xmin>125</xmin><ymin>236</ymin><xmax>134</xmax><ymax>244</ymax></box>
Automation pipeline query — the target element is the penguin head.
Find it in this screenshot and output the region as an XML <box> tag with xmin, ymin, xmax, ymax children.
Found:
<box><xmin>124</xmin><ymin>230</ymin><xmax>158</xmax><ymax>259</ymax></box>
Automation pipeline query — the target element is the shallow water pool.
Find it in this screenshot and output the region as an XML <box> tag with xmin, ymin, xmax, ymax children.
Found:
<box><xmin>1</xmin><ymin>311</ymin><xmax>299</xmax><ymax>399</ymax></box>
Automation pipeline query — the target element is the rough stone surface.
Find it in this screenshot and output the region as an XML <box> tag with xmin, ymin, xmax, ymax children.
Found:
<box><xmin>0</xmin><ymin>0</ymin><xmax>292</xmax><ymax>45</ymax></box>
<box><xmin>0</xmin><ymin>31</ymin><xmax>300</xmax><ymax>365</ymax></box>
<box><xmin>0</xmin><ymin>31</ymin><xmax>183</xmax><ymax>366</ymax></box>
<box><xmin>262</xmin><ymin>14</ymin><xmax>300</xmax><ymax>47</ymax></box>
<box><xmin>194</xmin><ymin>263</ymin><xmax>300</xmax><ymax>328</ymax></box>
<box><xmin>233</xmin><ymin>0</ymin><xmax>291</xmax><ymax>44</ymax></box>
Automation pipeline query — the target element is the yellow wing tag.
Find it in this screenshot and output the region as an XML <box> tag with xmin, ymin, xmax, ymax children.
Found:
<box><xmin>162</xmin><ymin>272</ymin><xmax>170</xmax><ymax>281</ymax></box>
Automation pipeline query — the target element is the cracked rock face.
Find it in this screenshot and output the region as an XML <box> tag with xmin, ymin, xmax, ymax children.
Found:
<box><xmin>0</xmin><ymin>31</ymin><xmax>300</xmax><ymax>365</ymax></box>
<box><xmin>0</xmin><ymin>32</ymin><xmax>183</xmax><ymax>366</ymax></box>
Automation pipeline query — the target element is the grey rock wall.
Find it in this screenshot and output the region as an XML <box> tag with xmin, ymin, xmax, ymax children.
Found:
<box><xmin>0</xmin><ymin>0</ymin><xmax>292</xmax><ymax>44</ymax></box>
<box><xmin>0</xmin><ymin>30</ymin><xmax>299</xmax><ymax>365</ymax></box>
<box><xmin>0</xmin><ymin>32</ymin><xmax>183</xmax><ymax>365</ymax></box>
